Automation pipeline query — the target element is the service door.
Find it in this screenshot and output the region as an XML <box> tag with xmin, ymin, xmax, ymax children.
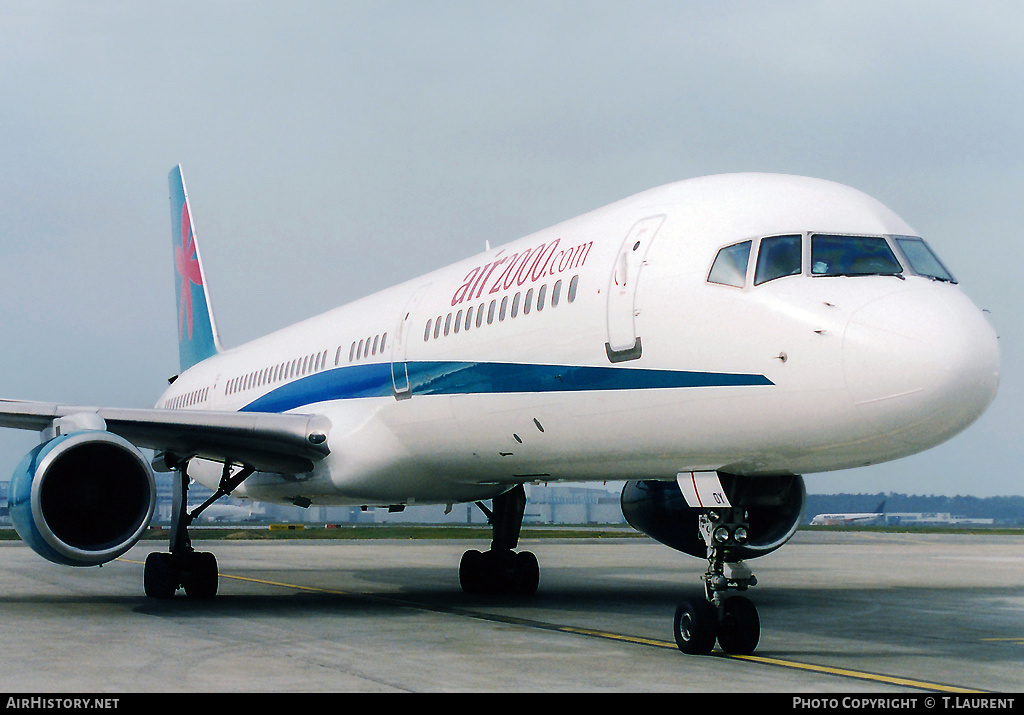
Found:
<box><xmin>605</xmin><ymin>215</ymin><xmax>665</xmax><ymax>362</ymax></box>
<box><xmin>391</xmin><ymin>284</ymin><xmax>430</xmax><ymax>399</ymax></box>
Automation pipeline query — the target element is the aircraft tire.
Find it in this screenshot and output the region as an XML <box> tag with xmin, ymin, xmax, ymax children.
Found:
<box><xmin>459</xmin><ymin>549</ymin><xmax>484</xmax><ymax>593</ymax></box>
<box><xmin>183</xmin><ymin>552</ymin><xmax>219</xmax><ymax>599</ymax></box>
<box><xmin>673</xmin><ymin>598</ymin><xmax>717</xmax><ymax>655</ymax></box>
<box><xmin>144</xmin><ymin>552</ymin><xmax>179</xmax><ymax>599</ymax></box>
<box><xmin>513</xmin><ymin>551</ymin><xmax>539</xmax><ymax>595</ymax></box>
<box><xmin>717</xmin><ymin>596</ymin><xmax>760</xmax><ymax>655</ymax></box>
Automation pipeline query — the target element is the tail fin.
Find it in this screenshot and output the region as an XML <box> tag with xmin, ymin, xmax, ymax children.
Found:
<box><xmin>169</xmin><ymin>164</ymin><xmax>222</xmax><ymax>371</ymax></box>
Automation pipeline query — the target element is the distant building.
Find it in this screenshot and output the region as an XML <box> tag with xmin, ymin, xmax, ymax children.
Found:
<box><xmin>147</xmin><ymin>481</ymin><xmax>627</xmax><ymax>526</ymax></box>
<box><xmin>523</xmin><ymin>484</ymin><xmax>625</xmax><ymax>525</ymax></box>
<box><xmin>883</xmin><ymin>512</ymin><xmax>994</xmax><ymax>526</ymax></box>
<box><xmin>0</xmin><ymin>480</ymin><xmax>9</xmax><ymax>524</ymax></box>
<box><xmin>299</xmin><ymin>484</ymin><xmax>627</xmax><ymax>526</ymax></box>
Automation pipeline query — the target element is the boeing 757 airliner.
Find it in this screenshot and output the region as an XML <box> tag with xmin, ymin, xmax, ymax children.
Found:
<box><xmin>1</xmin><ymin>167</ymin><xmax>999</xmax><ymax>655</ymax></box>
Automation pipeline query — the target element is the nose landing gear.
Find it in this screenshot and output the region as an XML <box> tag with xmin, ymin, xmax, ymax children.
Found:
<box><xmin>674</xmin><ymin>509</ymin><xmax>761</xmax><ymax>655</ymax></box>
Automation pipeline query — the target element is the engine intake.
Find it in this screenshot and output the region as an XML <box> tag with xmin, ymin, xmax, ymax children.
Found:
<box><xmin>620</xmin><ymin>474</ymin><xmax>805</xmax><ymax>559</ymax></box>
<box><xmin>9</xmin><ymin>430</ymin><xmax>155</xmax><ymax>567</ymax></box>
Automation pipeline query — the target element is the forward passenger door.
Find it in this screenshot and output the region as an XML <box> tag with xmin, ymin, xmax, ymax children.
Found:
<box><xmin>605</xmin><ymin>215</ymin><xmax>665</xmax><ymax>362</ymax></box>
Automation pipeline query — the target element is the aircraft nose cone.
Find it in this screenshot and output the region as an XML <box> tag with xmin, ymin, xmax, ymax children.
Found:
<box><xmin>843</xmin><ymin>286</ymin><xmax>999</xmax><ymax>450</ymax></box>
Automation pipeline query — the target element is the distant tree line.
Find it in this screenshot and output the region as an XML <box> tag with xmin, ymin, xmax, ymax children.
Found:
<box><xmin>805</xmin><ymin>493</ymin><xmax>1024</xmax><ymax>525</ymax></box>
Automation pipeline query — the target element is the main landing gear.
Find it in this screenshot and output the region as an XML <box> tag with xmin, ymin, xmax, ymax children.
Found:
<box><xmin>674</xmin><ymin>508</ymin><xmax>760</xmax><ymax>655</ymax></box>
<box><xmin>459</xmin><ymin>484</ymin><xmax>540</xmax><ymax>595</ymax></box>
<box><xmin>144</xmin><ymin>461</ymin><xmax>253</xmax><ymax>599</ymax></box>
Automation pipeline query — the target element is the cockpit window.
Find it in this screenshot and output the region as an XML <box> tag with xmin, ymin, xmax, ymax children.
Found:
<box><xmin>895</xmin><ymin>236</ymin><xmax>956</xmax><ymax>283</ymax></box>
<box><xmin>754</xmin><ymin>235</ymin><xmax>802</xmax><ymax>285</ymax></box>
<box><xmin>708</xmin><ymin>240</ymin><xmax>751</xmax><ymax>288</ymax></box>
<box><xmin>811</xmin><ymin>235</ymin><xmax>902</xmax><ymax>277</ymax></box>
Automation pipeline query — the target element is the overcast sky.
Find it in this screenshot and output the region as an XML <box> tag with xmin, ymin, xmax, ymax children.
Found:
<box><xmin>1</xmin><ymin>1</ymin><xmax>1020</xmax><ymax>498</ymax></box>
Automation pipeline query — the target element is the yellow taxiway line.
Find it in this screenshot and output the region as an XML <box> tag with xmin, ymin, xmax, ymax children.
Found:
<box><xmin>215</xmin><ymin>570</ymin><xmax>983</xmax><ymax>693</ymax></box>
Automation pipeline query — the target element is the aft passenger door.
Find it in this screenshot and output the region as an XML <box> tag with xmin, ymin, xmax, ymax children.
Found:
<box><xmin>605</xmin><ymin>215</ymin><xmax>665</xmax><ymax>362</ymax></box>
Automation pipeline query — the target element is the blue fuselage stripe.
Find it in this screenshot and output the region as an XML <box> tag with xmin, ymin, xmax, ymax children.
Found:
<box><xmin>239</xmin><ymin>361</ymin><xmax>773</xmax><ymax>414</ymax></box>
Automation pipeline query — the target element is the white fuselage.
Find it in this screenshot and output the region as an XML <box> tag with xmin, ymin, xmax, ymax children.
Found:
<box><xmin>156</xmin><ymin>174</ymin><xmax>1000</xmax><ymax>508</ymax></box>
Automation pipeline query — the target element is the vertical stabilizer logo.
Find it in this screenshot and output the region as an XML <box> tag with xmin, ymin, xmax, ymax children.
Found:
<box><xmin>174</xmin><ymin>201</ymin><xmax>203</xmax><ymax>340</ymax></box>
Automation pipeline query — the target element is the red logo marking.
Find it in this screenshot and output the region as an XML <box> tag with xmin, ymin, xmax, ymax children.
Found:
<box><xmin>174</xmin><ymin>202</ymin><xmax>203</xmax><ymax>340</ymax></box>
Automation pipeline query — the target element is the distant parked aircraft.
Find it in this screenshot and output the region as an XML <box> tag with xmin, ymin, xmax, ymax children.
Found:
<box><xmin>810</xmin><ymin>500</ymin><xmax>886</xmax><ymax>526</ymax></box>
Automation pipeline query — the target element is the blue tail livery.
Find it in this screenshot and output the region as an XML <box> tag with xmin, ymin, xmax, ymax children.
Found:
<box><xmin>169</xmin><ymin>164</ymin><xmax>221</xmax><ymax>371</ymax></box>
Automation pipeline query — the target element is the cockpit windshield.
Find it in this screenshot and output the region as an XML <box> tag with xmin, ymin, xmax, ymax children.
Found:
<box><xmin>754</xmin><ymin>234</ymin><xmax>801</xmax><ymax>285</ymax></box>
<box><xmin>894</xmin><ymin>236</ymin><xmax>957</xmax><ymax>283</ymax></box>
<box><xmin>811</xmin><ymin>235</ymin><xmax>902</xmax><ymax>277</ymax></box>
<box><xmin>707</xmin><ymin>233</ymin><xmax>958</xmax><ymax>290</ymax></box>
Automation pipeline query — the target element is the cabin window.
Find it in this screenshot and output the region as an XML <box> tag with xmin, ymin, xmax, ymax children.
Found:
<box><xmin>424</xmin><ymin>319</ymin><xmax>432</xmax><ymax>341</ymax></box>
<box><xmin>444</xmin><ymin>313</ymin><xmax>452</xmax><ymax>336</ymax></box>
<box><xmin>894</xmin><ymin>236</ymin><xmax>956</xmax><ymax>283</ymax></box>
<box><xmin>380</xmin><ymin>333</ymin><xmax>387</xmax><ymax>352</ymax></box>
<box><xmin>511</xmin><ymin>292</ymin><xmax>520</xmax><ymax>318</ymax></box>
<box><xmin>499</xmin><ymin>296</ymin><xmax>508</xmax><ymax>321</ymax></box>
<box><xmin>708</xmin><ymin>240</ymin><xmax>751</xmax><ymax>288</ymax></box>
<box><xmin>551</xmin><ymin>280</ymin><xmax>562</xmax><ymax>307</ymax></box>
<box><xmin>477</xmin><ymin>303</ymin><xmax>485</xmax><ymax>328</ymax></box>
<box><xmin>454</xmin><ymin>309</ymin><xmax>462</xmax><ymax>334</ymax></box>
<box><xmin>464</xmin><ymin>307</ymin><xmax>473</xmax><ymax>331</ymax></box>
<box><xmin>434</xmin><ymin>316</ymin><xmax>442</xmax><ymax>339</ymax></box>
<box><xmin>487</xmin><ymin>300</ymin><xmax>496</xmax><ymax>324</ymax></box>
<box><xmin>568</xmin><ymin>275</ymin><xmax>579</xmax><ymax>302</ymax></box>
<box><xmin>524</xmin><ymin>288</ymin><xmax>534</xmax><ymax>315</ymax></box>
<box><xmin>811</xmin><ymin>235</ymin><xmax>902</xmax><ymax>277</ymax></box>
<box><xmin>537</xmin><ymin>284</ymin><xmax>547</xmax><ymax>311</ymax></box>
<box><xmin>754</xmin><ymin>235</ymin><xmax>802</xmax><ymax>285</ymax></box>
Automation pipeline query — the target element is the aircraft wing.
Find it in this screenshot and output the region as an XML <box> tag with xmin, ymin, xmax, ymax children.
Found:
<box><xmin>0</xmin><ymin>399</ymin><xmax>331</xmax><ymax>474</ymax></box>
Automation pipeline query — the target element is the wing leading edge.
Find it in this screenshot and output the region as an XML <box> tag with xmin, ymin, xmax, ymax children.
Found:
<box><xmin>0</xmin><ymin>400</ymin><xmax>331</xmax><ymax>474</ymax></box>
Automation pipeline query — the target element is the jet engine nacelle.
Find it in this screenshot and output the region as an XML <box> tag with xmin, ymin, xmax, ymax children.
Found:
<box><xmin>620</xmin><ymin>474</ymin><xmax>806</xmax><ymax>559</ymax></box>
<box><xmin>9</xmin><ymin>430</ymin><xmax>156</xmax><ymax>567</ymax></box>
